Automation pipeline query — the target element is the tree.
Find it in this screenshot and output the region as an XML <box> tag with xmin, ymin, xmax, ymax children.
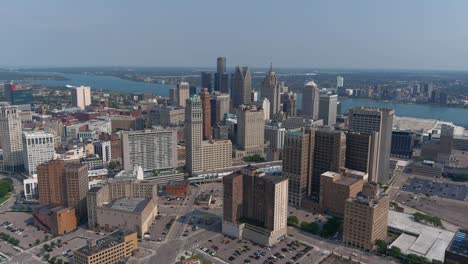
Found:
<box><xmin>108</xmin><ymin>160</ymin><xmax>118</xmax><ymax>170</ymax></box>
<box><xmin>56</xmin><ymin>259</ymin><xmax>64</xmax><ymax>264</ymax></box>
<box><xmin>320</xmin><ymin>217</ymin><xmax>342</xmax><ymax>238</ymax></box>
<box><xmin>287</xmin><ymin>216</ymin><xmax>299</xmax><ymax>226</ymax></box>
<box><xmin>375</xmin><ymin>240</ymin><xmax>388</xmax><ymax>255</ymax></box>
<box><xmin>388</xmin><ymin>246</ymin><xmax>401</xmax><ymax>258</ymax></box>
<box><xmin>300</xmin><ymin>221</ymin><xmax>320</xmax><ymax>234</ymax></box>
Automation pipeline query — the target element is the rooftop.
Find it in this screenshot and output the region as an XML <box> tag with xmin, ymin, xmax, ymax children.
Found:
<box><xmin>76</xmin><ymin>230</ymin><xmax>135</xmax><ymax>256</ymax></box>
<box><xmin>336</xmin><ymin>177</ymin><xmax>360</xmax><ymax>186</ymax></box>
<box><xmin>447</xmin><ymin>229</ymin><xmax>468</xmax><ymax>257</ymax></box>
<box><xmin>388</xmin><ymin>211</ymin><xmax>454</xmax><ymax>262</ymax></box>
<box><xmin>107</xmin><ymin>197</ymin><xmax>150</xmax><ymax>213</ymax></box>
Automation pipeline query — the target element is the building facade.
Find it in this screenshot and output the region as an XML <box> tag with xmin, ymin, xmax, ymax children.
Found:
<box><xmin>176</xmin><ymin>82</ymin><xmax>190</xmax><ymax>107</ymax></box>
<box><xmin>261</xmin><ymin>64</ymin><xmax>281</xmax><ymax>119</ymax></box>
<box><xmin>302</xmin><ymin>81</ymin><xmax>319</xmax><ymax>119</ymax></box>
<box><xmin>236</xmin><ymin>104</ymin><xmax>265</xmax><ymax>156</ymax></box>
<box><xmin>318</xmin><ymin>94</ymin><xmax>338</xmax><ymax>126</ymax></box>
<box><xmin>200</xmin><ymin>88</ymin><xmax>212</xmax><ymax>140</ymax></box>
<box><xmin>345</xmin><ymin>131</ymin><xmax>379</xmax><ymax>181</ymax></box>
<box><xmin>71</xmin><ymin>86</ymin><xmax>91</xmax><ymax>110</ymax></box>
<box><xmin>22</xmin><ymin>131</ymin><xmax>55</xmax><ymax>175</ymax></box>
<box><xmin>0</xmin><ymin>106</ymin><xmax>24</xmax><ymax>172</ymax></box>
<box><xmin>231</xmin><ymin>66</ymin><xmax>252</xmax><ymax>110</ymax></box>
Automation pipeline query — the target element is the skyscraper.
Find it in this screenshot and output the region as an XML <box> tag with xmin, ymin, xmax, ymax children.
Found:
<box><xmin>348</xmin><ymin>107</ymin><xmax>395</xmax><ymax>183</ymax></box>
<box><xmin>215</xmin><ymin>57</ymin><xmax>229</xmax><ymax>93</ymax></box>
<box><xmin>282</xmin><ymin>127</ymin><xmax>315</xmax><ymax>206</ymax></box>
<box><xmin>176</xmin><ymin>82</ymin><xmax>190</xmax><ymax>107</ymax></box>
<box><xmin>236</xmin><ymin>104</ymin><xmax>265</xmax><ymax>156</ymax></box>
<box><xmin>210</xmin><ymin>92</ymin><xmax>230</xmax><ymax>125</ymax></box>
<box><xmin>71</xmin><ymin>86</ymin><xmax>91</xmax><ymax>110</ymax></box>
<box><xmin>222</xmin><ymin>166</ymin><xmax>288</xmax><ymax>246</ymax></box>
<box><xmin>0</xmin><ymin>106</ymin><xmax>23</xmax><ymax>172</ymax></box>
<box><xmin>318</xmin><ymin>94</ymin><xmax>338</xmax><ymax>126</ymax></box>
<box><xmin>231</xmin><ymin>66</ymin><xmax>252</xmax><ymax>110</ymax></box>
<box><xmin>185</xmin><ymin>96</ymin><xmax>203</xmax><ymax>174</ymax></box>
<box><xmin>121</xmin><ymin>129</ymin><xmax>178</xmax><ymax>171</ymax></box>
<box><xmin>337</xmin><ymin>76</ymin><xmax>344</xmax><ymax>88</ymax></box>
<box><xmin>201</xmin><ymin>72</ymin><xmax>213</xmax><ymax>92</ymax></box>
<box><xmin>302</xmin><ymin>81</ymin><xmax>320</xmax><ymax>119</ymax></box>
<box><xmin>345</xmin><ymin>131</ymin><xmax>379</xmax><ymax>181</ymax></box>
<box><xmin>22</xmin><ymin>131</ymin><xmax>55</xmax><ymax>175</ymax></box>
<box><xmin>261</xmin><ymin>64</ymin><xmax>281</xmax><ymax>119</ymax></box>
<box><xmin>312</xmin><ymin>127</ymin><xmax>346</xmax><ymax>195</ymax></box>
<box><xmin>281</xmin><ymin>92</ymin><xmax>298</xmax><ymax>118</ymax></box>
<box><xmin>199</xmin><ymin>88</ymin><xmax>212</xmax><ymax>140</ymax></box>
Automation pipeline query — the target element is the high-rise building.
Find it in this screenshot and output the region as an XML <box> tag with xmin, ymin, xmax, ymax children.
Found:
<box><xmin>93</xmin><ymin>141</ymin><xmax>111</xmax><ymax>164</ymax></box>
<box><xmin>74</xmin><ymin>230</ymin><xmax>138</xmax><ymax>264</ymax></box>
<box><xmin>302</xmin><ymin>81</ymin><xmax>320</xmax><ymax>119</ymax></box>
<box><xmin>264</xmin><ymin>123</ymin><xmax>286</xmax><ymax>150</ymax></box>
<box><xmin>215</xmin><ymin>57</ymin><xmax>229</xmax><ymax>93</ymax></box>
<box><xmin>337</xmin><ymin>76</ymin><xmax>344</xmax><ymax>88</ymax></box>
<box><xmin>37</xmin><ymin>160</ymin><xmax>88</xmax><ymax>221</ymax></box>
<box><xmin>169</xmin><ymin>87</ymin><xmax>177</xmax><ymax>105</ymax></box>
<box><xmin>231</xmin><ymin>66</ymin><xmax>252</xmax><ymax>110</ymax></box>
<box><xmin>282</xmin><ymin>127</ymin><xmax>315</xmax><ymax>206</ymax></box>
<box><xmin>345</xmin><ymin>131</ymin><xmax>379</xmax><ymax>181</ymax></box>
<box><xmin>71</xmin><ymin>86</ymin><xmax>91</xmax><ymax>110</ymax></box>
<box><xmin>318</xmin><ymin>94</ymin><xmax>338</xmax><ymax>126</ymax></box>
<box><xmin>22</xmin><ymin>131</ymin><xmax>55</xmax><ymax>175</ymax></box>
<box><xmin>261</xmin><ymin>98</ymin><xmax>270</xmax><ymax>121</ymax></box>
<box><xmin>149</xmin><ymin>106</ymin><xmax>185</xmax><ymax>127</ymax></box>
<box><xmin>391</xmin><ymin>130</ymin><xmax>415</xmax><ymax>160</ymax></box>
<box><xmin>222</xmin><ymin>166</ymin><xmax>288</xmax><ymax>246</ymax></box>
<box><xmin>201</xmin><ymin>72</ymin><xmax>213</xmax><ymax>92</ymax></box>
<box><xmin>199</xmin><ymin>88</ymin><xmax>212</xmax><ymax>140</ymax></box>
<box><xmin>0</xmin><ymin>106</ymin><xmax>24</xmax><ymax>172</ymax></box>
<box><xmin>176</xmin><ymin>82</ymin><xmax>190</xmax><ymax>107</ymax></box>
<box><xmin>185</xmin><ymin>96</ymin><xmax>203</xmax><ymax>174</ymax></box>
<box><xmin>4</xmin><ymin>82</ymin><xmax>33</xmax><ymax>106</ymax></box>
<box><xmin>121</xmin><ymin>129</ymin><xmax>178</xmax><ymax>172</ymax></box>
<box><xmin>312</xmin><ymin>127</ymin><xmax>346</xmax><ymax>195</ymax></box>
<box><xmin>343</xmin><ymin>182</ymin><xmax>389</xmax><ymax>251</ymax></box>
<box><xmin>348</xmin><ymin>107</ymin><xmax>395</xmax><ymax>183</ymax></box>
<box><xmin>261</xmin><ymin>64</ymin><xmax>281</xmax><ymax>119</ymax></box>
<box><xmin>281</xmin><ymin>92</ymin><xmax>298</xmax><ymax>118</ymax></box>
<box><xmin>210</xmin><ymin>92</ymin><xmax>230</xmax><ymax>125</ymax></box>
<box><xmin>236</xmin><ymin>104</ymin><xmax>265</xmax><ymax>156</ymax></box>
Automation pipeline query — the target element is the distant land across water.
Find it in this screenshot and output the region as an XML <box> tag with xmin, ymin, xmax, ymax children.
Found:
<box><xmin>3</xmin><ymin>72</ymin><xmax>468</xmax><ymax>127</ymax></box>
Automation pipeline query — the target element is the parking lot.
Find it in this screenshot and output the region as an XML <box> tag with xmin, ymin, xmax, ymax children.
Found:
<box><xmin>147</xmin><ymin>215</ymin><xmax>174</xmax><ymax>242</ymax></box>
<box><xmin>198</xmin><ymin>235</ymin><xmax>314</xmax><ymax>264</ymax></box>
<box><xmin>0</xmin><ymin>212</ymin><xmax>52</xmax><ymax>249</ymax></box>
<box><xmin>287</xmin><ymin>207</ymin><xmax>329</xmax><ymax>227</ymax></box>
<box><xmin>402</xmin><ymin>177</ymin><xmax>468</xmax><ymax>201</ymax></box>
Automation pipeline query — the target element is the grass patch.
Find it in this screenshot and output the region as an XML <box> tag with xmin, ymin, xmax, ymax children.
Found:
<box><xmin>0</xmin><ymin>192</ymin><xmax>12</xmax><ymax>205</ymax></box>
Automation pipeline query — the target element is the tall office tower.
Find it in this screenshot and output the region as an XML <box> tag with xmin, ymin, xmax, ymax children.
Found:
<box><xmin>222</xmin><ymin>166</ymin><xmax>288</xmax><ymax>246</ymax></box>
<box><xmin>251</xmin><ymin>91</ymin><xmax>259</xmax><ymax>102</ymax></box>
<box><xmin>281</xmin><ymin>92</ymin><xmax>298</xmax><ymax>117</ymax></box>
<box><xmin>185</xmin><ymin>96</ymin><xmax>203</xmax><ymax>174</ymax></box>
<box><xmin>176</xmin><ymin>82</ymin><xmax>190</xmax><ymax>107</ymax></box>
<box><xmin>440</xmin><ymin>124</ymin><xmax>454</xmax><ymax>155</ymax></box>
<box><xmin>121</xmin><ymin>129</ymin><xmax>178</xmax><ymax>171</ymax></box>
<box><xmin>0</xmin><ymin>106</ymin><xmax>24</xmax><ymax>172</ymax></box>
<box><xmin>231</xmin><ymin>66</ymin><xmax>252</xmax><ymax>110</ymax></box>
<box><xmin>217</xmin><ymin>57</ymin><xmax>226</xmax><ymax>73</ymax></box>
<box><xmin>215</xmin><ymin>57</ymin><xmax>229</xmax><ymax>93</ymax></box>
<box><xmin>210</xmin><ymin>92</ymin><xmax>230</xmax><ymax>125</ymax></box>
<box><xmin>261</xmin><ymin>64</ymin><xmax>281</xmax><ymax>118</ymax></box>
<box><xmin>64</xmin><ymin>163</ymin><xmax>88</xmax><ymax>222</ymax></box>
<box><xmin>345</xmin><ymin>131</ymin><xmax>379</xmax><ymax>181</ymax></box>
<box><xmin>302</xmin><ymin>81</ymin><xmax>320</xmax><ymax>119</ymax></box>
<box><xmin>282</xmin><ymin>127</ymin><xmax>315</xmax><ymax>206</ymax></box>
<box><xmin>201</xmin><ymin>72</ymin><xmax>213</xmax><ymax>92</ymax></box>
<box><xmin>423</xmin><ymin>83</ymin><xmax>434</xmax><ymax>98</ymax></box>
<box><xmin>37</xmin><ymin>160</ymin><xmax>66</xmax><ymax>206</ymax></box>
<box><xmin>312</xmin><ymin>127</ymin><xmax>346</xmax><ymax>195</ymax></box>
<box><xmin>93</xmin><ymin>141</ymin><xmax>112</xmax><ymax>164</ymax></box>
<box><xmin>318</xmin><ymin>94</ymin><xmax>338</xmax><ymax>126</ymax></box>
<box><xmin>337</xmin><ymin>76</ymin><xmax>344</xmax><ymax>88</ymax></box>
<box><xmin>199</xmin><ymin>88</ymin><xmax>212</xmax><ymax>140</ymax></box>
<box><xmin>348</xmin><ymin>107</ymin><xmax>394</xmax><ymax>183</ymax></box>
<box><xmin>261</xmin><ymin>98</ymin><xmax>270</xmax><ymax>121</ymax></box>
<box><xmin>391</xmin><ymin>130</ymin><xmax>415</xmax><ymax>159</ymax></box>
<box><xmin>22</xmin><ymin>131</ymin><xmax>55</xmax><ymax>175</ymax></box>
<box><xmin>264</xmin><ymin>123</ymin><xmax>286</xmax><ymax>150</ymax></box>
<box><xmin>189</xmin><ymin>85</ymin><xmax>197</xmax><ymax>96</ymax></box>
<box><xmin>343</xmin><ymin>182</ymin><xmax>389</xmax><ymax>251</ymax></box>
<box><xmin>71</xmin><ymin>86</ymin><xmax>91</xmax><ymax>110</ymax></box>
<box><xmin>236</xmin><ymin>104</ymin><xmax>265</xmax><ymax>156</ymax></box>
<box><xmin>169</xmin><ymin>87</ymin><xmax>177</xmax><ymax>105</ymax></box>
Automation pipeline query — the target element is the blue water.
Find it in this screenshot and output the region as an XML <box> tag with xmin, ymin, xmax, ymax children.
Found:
<box><xmin>5</xmin><ymin>73</ymin><xmax>468</xmax><ymax>126</ymax></box>
<box><xmin>298</xmin><ymin>96</ymin><xmax>468</xmax><ymax>127</ymax></box>
<box><xmin>8</xmin><ymin>73</ymin><xmax>174</xmax><ymax>97</ymax></box>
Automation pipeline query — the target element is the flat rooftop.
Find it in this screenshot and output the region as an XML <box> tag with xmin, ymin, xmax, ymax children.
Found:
<box><xmin>108</xmin><ymin>197</ymin><xmax>150</xmax><ymax>213</ymax></box>
<box><xmin>447</xmin><ymin>230</ymin><xmax>468</xmax><ymax>258</ymax></box>
<box><xmin>389</xmin><ymin>211</ymin><xmax>454</xmax><ymax>262</ymax></box>
<box><xmin>76</xmin><ymin>230</ymin><xmax>134</xmax><ymax>256</ymax></box>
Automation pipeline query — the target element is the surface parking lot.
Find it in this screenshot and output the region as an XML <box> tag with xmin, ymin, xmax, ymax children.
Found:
<box><xmin>0</xmin><ymin>212</ymin><xmax>51</xmax><ymax>249</ymax></box>
<box><xmin>199</xmin><ymin>235</ymin><xmax>314</xmax><ymax>264</ymax></box>
<box><xmin>402</xmin><ymin>177</ymin><xmax>468</xmax><ymax>201</ymax></box>
<box><xmin>147</xmin><ymin>215</ymin><xmax>174</xmax><ymax>242</ymax></box>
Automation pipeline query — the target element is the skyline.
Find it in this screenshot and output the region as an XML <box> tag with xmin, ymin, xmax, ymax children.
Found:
<box><xmin>1</xmin><ymin>0</ymin><xmax>468</xmax><ymax>70</ymax></box>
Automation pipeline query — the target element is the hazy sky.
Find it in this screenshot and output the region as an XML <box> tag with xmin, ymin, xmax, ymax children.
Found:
<box><xmin>1</xmin><ymin>0</ymin><xmax>468</xmax><ymax>70</ymax></box>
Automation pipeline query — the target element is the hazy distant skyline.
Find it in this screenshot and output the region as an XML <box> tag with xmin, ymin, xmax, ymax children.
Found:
<box><xmin>2</xmin><ymin>0</ymin><xmax>468</xmax><ymax>70</ymax></box>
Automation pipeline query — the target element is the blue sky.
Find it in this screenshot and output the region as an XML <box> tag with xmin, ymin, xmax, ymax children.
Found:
<box><xmin>1</xmin><ymin>0</ymin><xmax>467</xmax><ymax>70</ymax></box>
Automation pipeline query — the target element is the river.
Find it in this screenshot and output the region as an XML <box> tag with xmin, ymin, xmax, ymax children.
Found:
<box><xmin>5</xmin><ymin>73</ymin><xmax>468</xmax><ymax>126</ymax></box>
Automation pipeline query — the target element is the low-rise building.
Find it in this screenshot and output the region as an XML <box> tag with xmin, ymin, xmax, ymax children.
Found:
<box><xmin>74</xmin><ymin>230</ymin><xmax>137</xmax><ymax>264</ymax></box>
<box><xmin>445</xmin><ymin>229</ymin><xmax>468</xmax><ymax>264</ymax></box>
<box><xmin>166</xmin><ymin>180</ymin><xmax>191</xmax><ymax>197</ymax></box>
<box><xmin>33</xmin><ymin>205</ymin><xmax>77</xmax><ymax>235</ymax></box>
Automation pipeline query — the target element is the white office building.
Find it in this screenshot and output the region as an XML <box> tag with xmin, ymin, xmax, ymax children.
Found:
<box><xmin>22</xmin><ymin>131</ymin><xmax>55</xmax><ymax>175</ymax></box>
<box><xmin>0</xmin><ymin>106</ymin><xmax>24</xmax><ymax>172</ymax></box>
<box><xmin>71</xmin><ymin>86</ymin><xmax>91</xmax><ymax>110</ymax></box>
<box><xmin>23</xmin><ymin>174</ymin><xmax>38</xmax><ymax>201</ymax></box>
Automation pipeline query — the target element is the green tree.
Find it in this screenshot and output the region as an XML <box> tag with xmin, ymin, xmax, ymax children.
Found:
<box><xmin>287</xmin><ymin>216</ymin><xmax>299</xmax><ymax>226</ymax></box>
<box><xmin>388</xmin><ymin>246</ymin><xmax>401</xmax><ymax>258</ymax></box>
<box><xmin>375</xmin><ymin>240</ymin><xmax>388</xmax><ymax>255</ymax></box>
<box><xmin>108</xmin><ymin>160</ymin><xmax>117</xmax><ymax>170</ymax></box>
<box><xmin>300</xmin><ymin>221</ymin><xmax>320</xmax><ymax>235</ymax></box>
<box><xmin>320</xmin><ymin>217</ymin><xmax>342</xmax><ymax>238</ymax></box>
